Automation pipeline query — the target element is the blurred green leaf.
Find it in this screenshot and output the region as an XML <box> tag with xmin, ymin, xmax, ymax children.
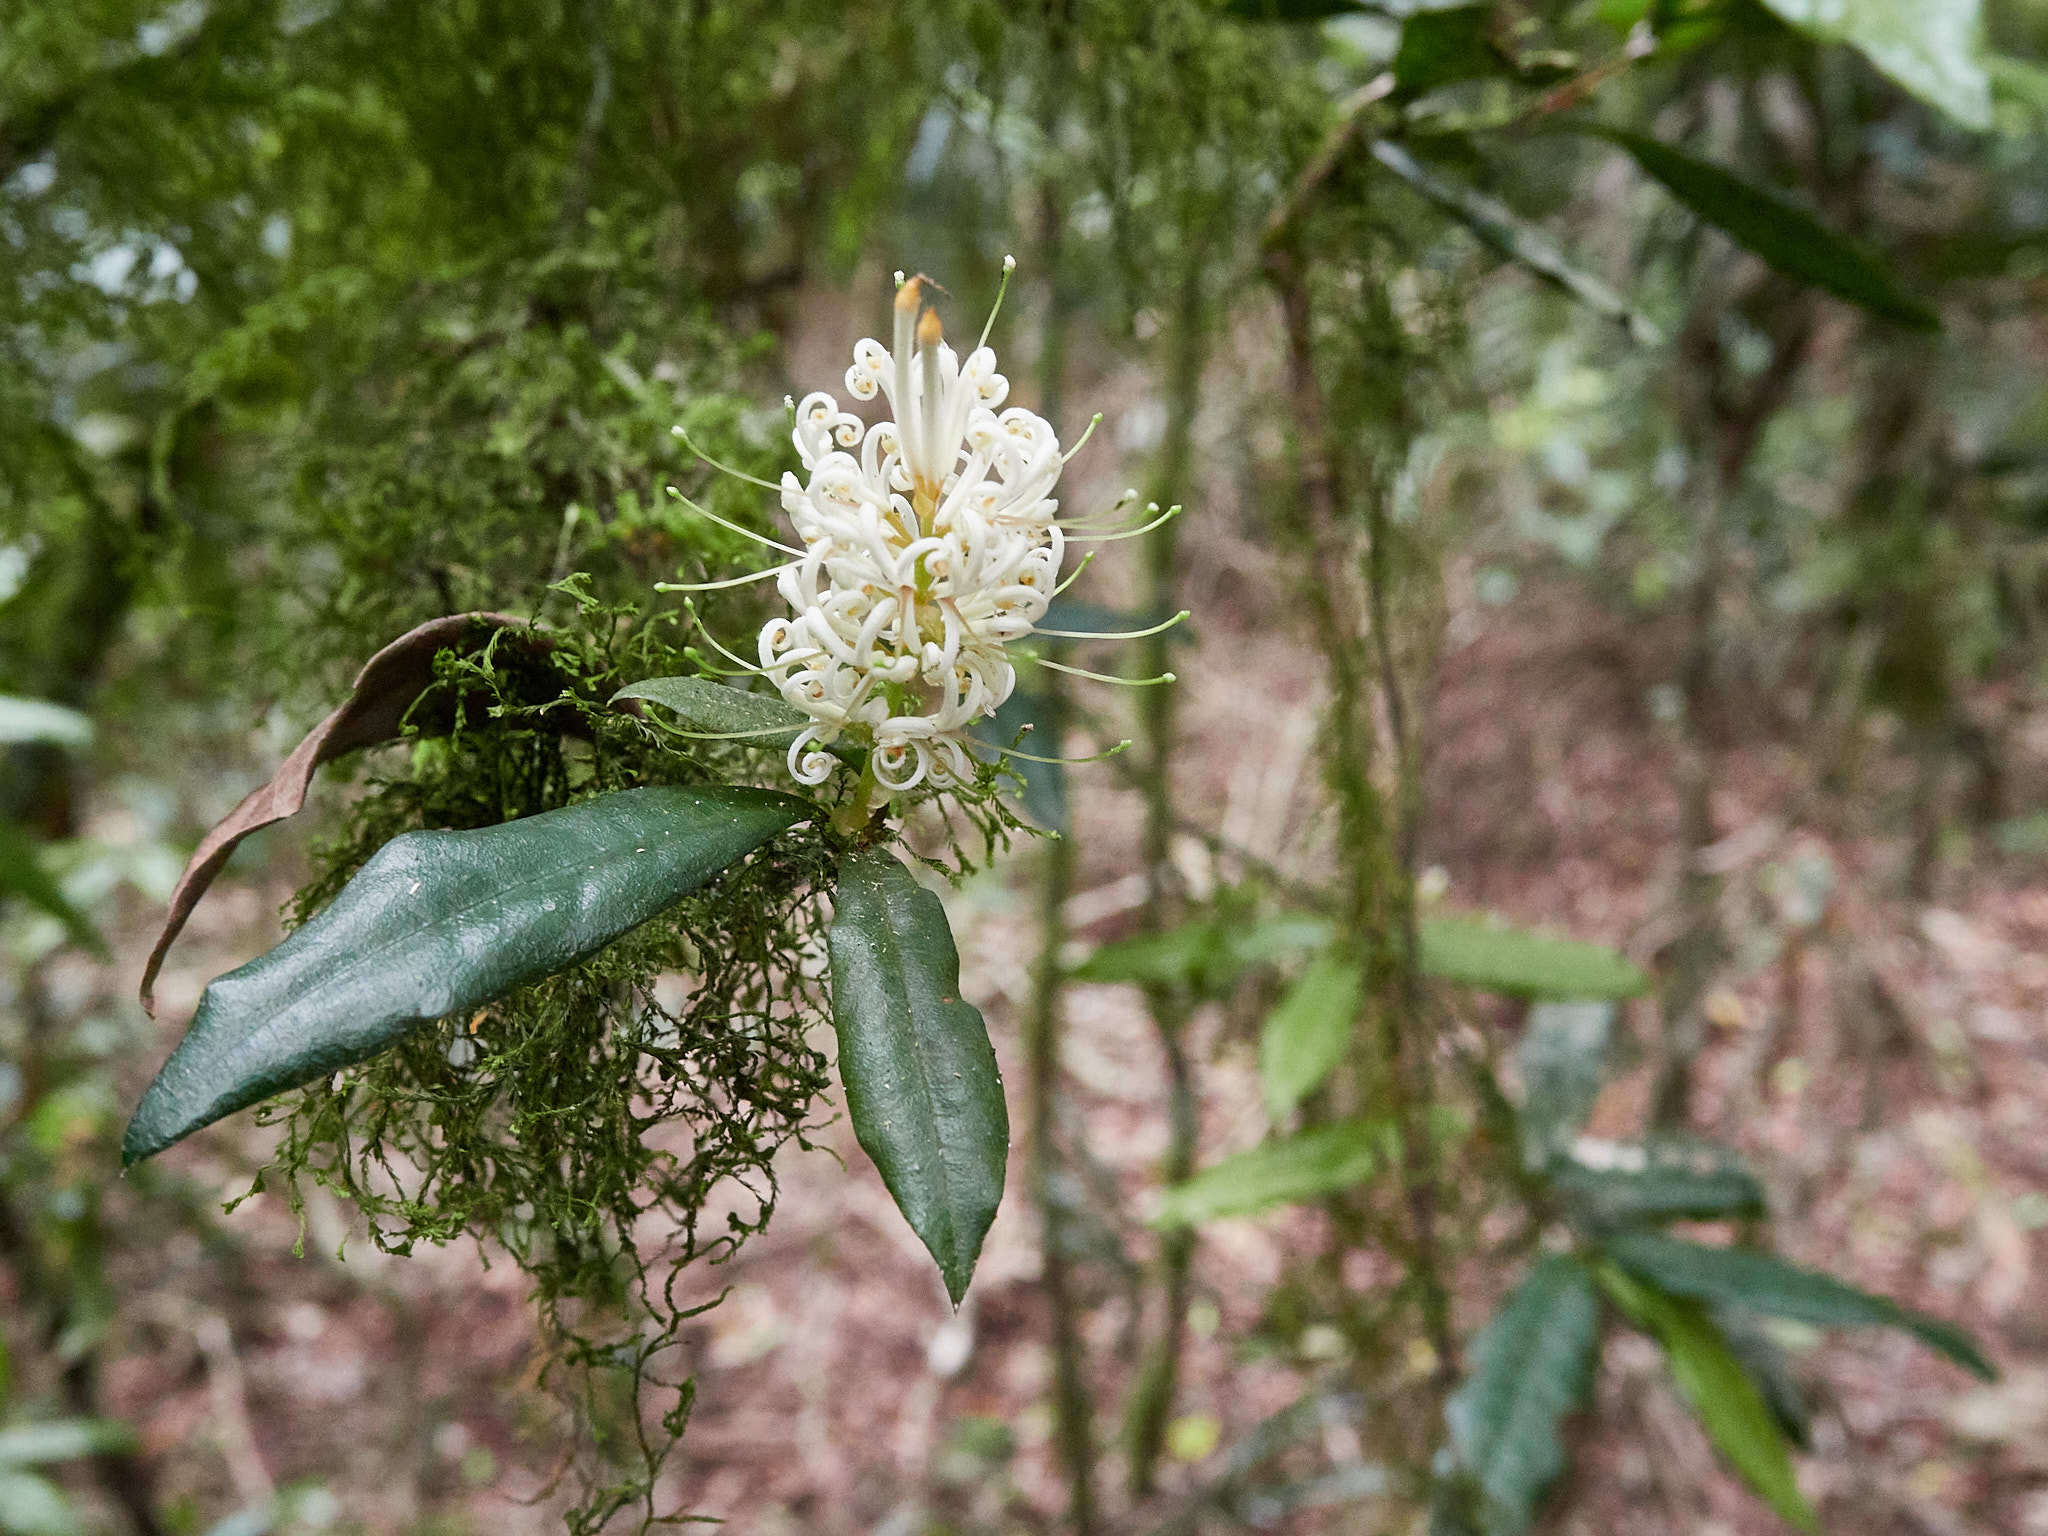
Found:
<box><xmin>0</xmin><ymin>823</ymin><xmax>105</xmax><ymax>957</ymax></box>
<box><xmin>0</xmin><ymin>698</ymin><xmax>92</xmax><ymax>749</ymax></box>
<box><xmin>1395</xmin><ymin>7</ymin><xmax>1501</xmax><ymax>95</ymax></box>
<box><xmin>1571</xmin><ymin>124</ymin><xmax>1938</xmax><ymax>328</ymax></box>
<box><xmin>1551</xmin><ymin>1138</ymin><xmax>1766</xmax><ymax>1228</ymax></box>
<box><xmin>1715</xmin><ymin>1308</ymin><xmax>1813</xmax><ymax>1450</ymax></box>
<box><xmin>1603</xmin><ymin>1231</ymin><xmax>1995</xmax><ymax>1379</ymax></box>
<box><xmin>1420</xmin><ymin>914</ymin><xmax>1649</xmax><ymax>1000</ymax></box>
<box><xmin>1073</xmin><ymin>911</ymin><xmax>1334</xmax><ymax>997</ymax></box>
<box><xmin>1259</xmin><ymin>950</ymin><xmax>1364</xmax><ymax>1119</ymax></box>
<box><xmin>124</xmin><ymin>786</ymin><xmax>807</xmax><ymax>1164</ymax></box>
<box><xmin>1757</xmin><ymin>0</ymin><xmax>1991</xmax><ymax>130</ymax></box>
<box><xmin>1370</xmin><ymin>141</ymin><xmax>1662</xmax><ymax>345</ymax></box>
<box><xmin>1154</xmin><ymin>1119</ymin><xmax>1394</xmax><ymax>1227</ymax></box>
<box><xmin>1222</xmin><ymin>0</ymin><xmax>1366</xmax><ymax>20</ymax></box>
<box><xmin>828</xmin><ymin>848</ymin><xmax>1007</xmax><ymax>1306</ymax></box>
<box><xmin>1600</xmin><ymin>1265</ymin><xmax>1818</xmax><ymax>1531</ymax></box>
<box><xmin>1993</xmin><ymin>811</ymin><xmax>2048</xmax><ymax>856</ymax></box>
<box><xmin>1514</xmin><ymin>1000</ymin><xmax>1615</xmax><ymax>1169</ymax></box>
<box><xmin>0</xmin><ymin>1470</ymin><xmax>79</xmax><ymax>1536</ymax></box>
<box><xmin>0</xmin><ymin>1421</ymin><xmax>137</xmax><ymax>1467</ymax></box>
<box><xmin>612</xmin><ymin>675</ymin><xmax>808</xmax><ymax>749</ymax></box>
<box><xmin>1445</xmin><ymin>1255</ymin><xmax>1600</xmax><ymax>1534</ymax></box>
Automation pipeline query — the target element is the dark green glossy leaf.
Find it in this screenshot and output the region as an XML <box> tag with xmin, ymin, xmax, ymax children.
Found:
<box><xmin>1575</xmin><ymin>124</ymin><xmax>1938</xmax><ymax>328</ymax></box>
<box><xmin>1445</xmin><ymin>1255</ymin><xmax>1600</xmax><ymax>1534</ymax></box>
<box><xmin>1603</xmin><ymin>1230</ymin><xmax>1995</xmax><ymax>1379</ymax></box>
<box><xmin>123</xmin><ymin>786</ymin><xmax>808</xmax><ymax>1165</ymax></box>
<box><xmin>612</xmin><ymin>675</ymin><xmax>809</xmax><ymax>748</ymax></box>
<box><xmin>1154</xmin><ymin>1119</ymin><xmax>1393</xmax><ymax>1227</ymax></box>
<box><xmin>1421</xmin><ymin>913</ymin><xmax>1649</xmax><ymax>1000</ymax></box>
<box><xmin>1599</xmin><ymin>1265</ymin><xmax>1817</xmax><ymax>1530</ymax></box>
<box><xmin>1259</xmin><ymin>951</ymin><xmax>1363</xmax><ymax>1119</ymax></box>
<box><xmin>1551</xmin><ymin>1137</ymin><xmax>1766</xmax><ymax>1228</ymax></box>
<box><xmin>1395</xmin><ymin>6</ymin><xmax>1501</xmax><ymax>96</ymax></box>
<box><xmin>1757</xmin><ymin>0</ymin><xmax>1991</xmax><ymax>130</ymax></box>
<box><xmin>1514</xmin><ymin>1001</ymin><xmax>1615</xmax><ymax>1169</ymax></box>
<box><xmin>828</xmin><ymin>847</ymin><xmax>1008</xmax><ymax>1305</ymax></box>
<box><xmin>0</xmin><ymin>1420</ymin><xmax>137</xmax><ymax>1467</ymax></box>
<box><xmin>1370</xmin><ymin>141</ymin><xmax>1662</xmax><ymax>345</ymax></box>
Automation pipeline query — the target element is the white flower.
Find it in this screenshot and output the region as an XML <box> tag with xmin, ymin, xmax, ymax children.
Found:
<box><xmin>760</xmin><ymin>274</ymin><xmax>1069</xmax><ymax>796</ymax></box>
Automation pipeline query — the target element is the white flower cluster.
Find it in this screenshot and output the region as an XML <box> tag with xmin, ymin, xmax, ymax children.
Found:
<box><xmin>759</xmin><ymin>272</ymin><xmax>1066</xmax><ymax>796</ymax></box>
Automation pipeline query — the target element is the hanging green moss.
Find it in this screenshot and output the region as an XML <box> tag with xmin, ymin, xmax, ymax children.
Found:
<box><xmin>244</xmin><ymin>588</ymin><xmax>838</xmax><ymax>1530</ymax></box>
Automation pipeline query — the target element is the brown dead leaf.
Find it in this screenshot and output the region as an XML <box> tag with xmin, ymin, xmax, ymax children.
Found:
<box><xmin>139</xmin><ymin>612</ymin><xmax>543</xmax><ymax>1013</ymax></box>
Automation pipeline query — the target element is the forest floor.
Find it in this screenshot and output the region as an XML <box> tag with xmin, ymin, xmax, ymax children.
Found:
<box><xmin>46</xmin><ymin>523</ymin><xmax>2048</xmax><ymax>1536</ymax></box>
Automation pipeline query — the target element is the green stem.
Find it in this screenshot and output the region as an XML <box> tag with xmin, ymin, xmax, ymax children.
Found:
<box><xmin>1025</xmin><ymin>159</ymin><xmax>1099</xmax><ymax>1536</ymax></box>
<box><xmin>1124</xmin><ymin>261</ymin><xmax>1206</xmax><ymax>1499</ymax></box>
<box><xmin>831</xmin><ymin>758</ymin><xmax>878</xmax><ymax>840</ymax></box>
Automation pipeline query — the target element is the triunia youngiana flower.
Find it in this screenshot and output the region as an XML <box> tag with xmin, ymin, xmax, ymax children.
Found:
<box><xmin>663</xmin><ymin>262</ymin><xmax>1183</xmax><ymax>802</ymax></box>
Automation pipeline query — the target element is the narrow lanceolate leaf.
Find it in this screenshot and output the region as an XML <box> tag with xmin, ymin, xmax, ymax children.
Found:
<box><xmin>1757</xmin><ymin>0</ymin><xmax>1992</xmax><ymax>131</ymax></box>
<box><xmin>1551</xmin><ymin>1137</ymin><xmax>1766</xmax><ymax>1229</ymax></box>
<box><xmin>1576</xmin><ymin>124</ymin><xmax>1938</xmax><ymax>329</ymax></box>
<box><xmin>124</xmin><ymin>786</ymin><xmax>807</xmax><ymax>1165</ymax></box>
<box><xmin>1370</xmin><ymin>141</ymin><xmax>1662</xmax><ymax>345</ymax></box>
<box><xmin>1603</xmin><ymin>1230</ymin><xmax>1995</xmax><ymax>1380</ymax></box>
<box><xmin>1153</xmin><ymin>1120</ymin><xmax>1393</xmax><ymax>1227</ymax></box>
<box><xmin>1514</xmin><ymin>1000</ymin><xmax>1615</xmax><ymax>1169</ymax></box>
<box><xmin>828</xmin><ymin>847</ymin><xmax>1008</xmax><ymax>1306</ymax></box>
<box><xmin>1445</xmin><ymin>1255</ymin><xmax>1600</xmax><ymax>1535</ymax></box>
<box><xmin>1073</xmin><ymin>911</ymin><xmax>1335</xmax><ymax>998</ymax></box>
<box><xmin>1259</xmin><ymin>951</ymin><xmax>1364</xmax><ymax>1120</ymax></box>
<box><xmin>1599</xmin><ymin>1265</ymin><xmax>1818</xmax><ymax>1532</ymax></box>
<box><xmin>612</xmin><ymin>675</ymin><xmax>809</xmax><ymax>749</ymax></box>
<box><xmin>1421</xmin><ymin>913</ymin><xmax>1649</xmax><ymax>1000</ymax></box>
<box><xmin>1715</xmin><ymin>1306</ymin><xmax>1814</xmax><ymax>1450</ymax></box>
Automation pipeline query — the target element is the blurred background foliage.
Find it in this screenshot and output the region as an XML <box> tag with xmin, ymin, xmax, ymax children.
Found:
<box><xmin>6</xmin><ymin>0</ymin><xmax>2048</xmax><ymax>1532</ymax></box>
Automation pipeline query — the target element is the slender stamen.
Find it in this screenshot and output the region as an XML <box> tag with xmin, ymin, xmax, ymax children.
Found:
<box><xmin>684</xmin><ymin>599</ymin><xmax>818</xmax><ymax>676</ymax></box>
<box><xmin>1050</xmin><ymin>551</ymin><xmax>1096</xmax><ymax>597</ymax></box>
<box><xmin>1034</xmin><ymin>657</ymin><xmax>1176</xmax><ymax>686</ymax></box>
<box><xmin>1066</xmin><ymin>503</ymin><xmax>1182</xmax><ymax>543</ymax></box>
<box><xmin>999</xmin><ymin>738</ymin><xmax>1133</xmax><ymax>766</ymax></box>
<box><xmin>656</xmin><ymin>563</ymin><xmax>793</xmax><ymax>593</ymax></box>
<box><xmin>975</xmin><ymin>254</ymin><xmax>1018</xmax><ymax>353</ymax></box>
<box><xmin>1054</xmin><ymin>488</ymin><xmax>1143</xmax><ymax>529</ymax></box>
<box><xmin>670</xmin><ymin>425</ymin><xmax>783</xmax><ymax>491</ymax></box>
<box><xmin>1034</xmin><ymin>609</ymin><xmax>1191</xmax><ymax>641</ymax></box>
<box><xmin>681</xmin><ymin>647</ymin><xmax>765</xmax><ymax>679</ymax></box>
<box><xmin>1060</xmin><ymin>412</ymin><xmax>1103</xmax><ymax>463</ymax></box>
<box><xmin>666</xmin><ymin>487</ymin><xmax>806</xmax><ymax>556</ymax></box>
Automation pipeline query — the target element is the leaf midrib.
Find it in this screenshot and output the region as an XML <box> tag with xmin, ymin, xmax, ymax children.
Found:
<box><xmin>232</xmin><ymin>790</ymin><xmax>776</xmax><ymax>1065</ymax></box>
